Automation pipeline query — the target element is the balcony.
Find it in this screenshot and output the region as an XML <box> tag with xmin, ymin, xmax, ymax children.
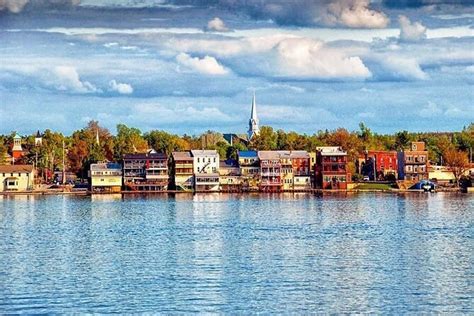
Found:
<box><xmin>261</xmin><ymin>172</ymin><xmax>280</xmax><ymax>177</ymax></box>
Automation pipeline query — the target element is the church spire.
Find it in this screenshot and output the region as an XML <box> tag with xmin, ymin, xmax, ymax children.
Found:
<box><xmin>248</xmin><ymin>91</ymin><xmax>260</xmax><ymax>140</ymax></box>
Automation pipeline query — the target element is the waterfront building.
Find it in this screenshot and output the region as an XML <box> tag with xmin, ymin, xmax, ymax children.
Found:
<box><xmin>397</xmin><ymin>142</ymin><xmax>429</xmax><ymax>181</ymax></box>
<box><xmin>191</xmin><ymin>150</ymin><xmax>220</xmax><ymax>192</ymax></box>
<box><xmin>360</xmin><ymin>150</ymin><xmax>398</xmax><ymax>181</ymax></box>
<box><xmin>258</xmin><ymin>151</ymin><xmax>281</xmax><ymax>192</ymax></box>
<box><xmin>289</xmin><ymin>151</ymin><xmax>312</xmax><ymax>191</ymax></box>
<box><xmin>315</xmin><ymin>147</ymin><xmax>349</xmax><ymax>190</ymax></box>
<box><xmin>11</xmin><ymin>133</ymin><xmax>23</xmax><ymax>161</ymax></box>
<box><xmin>238</xmin><ymin>150</ymin><xmax>260</xmax><ymax>191</ymax></box>
<box><xmin>247</xmin><ymin>93</ymin><xmax>260</xmax><ymax>140</ymax></box>
<box><xmin>123</xmin><ymin>152</ymin><xmax>169</xmax><ymax>191</ymax></box>
<box><xmin>428</xmin><ymin>165</ymin><xmax>456</xmax><ymax>185</ymax></box>
<box><xmin>171</xmin><ymin>151</ymin><xmax>194</xmax><ymax>191</ymax></box>
<box><xmin>219</xmin><ymin>159</ymin><xmax>242</xmax><ymax>192</ymax></box>
<box><xmin>0</xmin><ymin>165</ymin><xmax>34</xmax><ymax>191</ymax></box>
<box><xmin>279</xmin><ymin>151</ymin><xmax>293</xmax><ymax>190</ymax></box>
<box><xmin>90</xmin><ymin>162</ymin><xmax>122</xmax><ymax>193</ymax></box>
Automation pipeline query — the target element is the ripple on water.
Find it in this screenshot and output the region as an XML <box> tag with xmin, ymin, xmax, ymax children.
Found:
<box><xmin>0</xmin><ymin>193</ymin><xmax>472</xmax><ymax>313</ymax></box>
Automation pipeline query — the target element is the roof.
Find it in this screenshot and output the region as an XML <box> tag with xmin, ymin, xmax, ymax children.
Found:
<box><xmin>172</xmin><ymin>151</ymin><xmax>192</xmax><ymax>161</ymax></box>
<box><xmin>258</xmin><ymin>151</ymin><xmax>280</xmax><ymax>160</ymax></box>
<box><xmin>220</xmin><ymin>159</ymin><xmax>239</xmax><ymax>168</ymax></box>
<box><xmin>191</xmin><ymin>150</ymin><xmax>218</xmax><ymax>157</ymax></box>
<box><xmin>124</xmin><ymin>153</ymin><xmax>167</xmax><ymax>160</ymax></box>
<box><xmin>0</xmin><ymin>164</ymin><xmax>34</xmax><ymax>173</ymax></box>
<box><xmin>277</xmin><ymin>150</ymin><xmax>310</xmax><ymax>159</ymax></box>
<box><xmin>13</xmin><ymin>133</ymin><xmax>21</xmax><ymax>139</ymax></box>
<box><xmin>316</xmin><ymin>146</ymin><xmax>347</xmax><ymax>156</ymax></box>
<box><xmin>238</xmin><ymin>150</ymin><xmax>258</xmax><ymax>158</ymax></box>
<box><xmin>90</xmin><ymin>162</ymin><xmax>122</xmax><ymax>171</ymax></box>
<box><xmin>35</xmin><ymin>130</ymin><xmax>42</xmax><ymax>138</ymax></box>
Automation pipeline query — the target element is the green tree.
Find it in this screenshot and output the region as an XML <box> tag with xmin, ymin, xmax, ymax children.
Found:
<box><xmin>114</xmin><ymin>124</ymin><xmax>148</xmax><ymax>160</ymax></box>
<box><xmin>249</xmin><ymin>126</ymin><xmax>277</xmax><ymax>150</ymax></box>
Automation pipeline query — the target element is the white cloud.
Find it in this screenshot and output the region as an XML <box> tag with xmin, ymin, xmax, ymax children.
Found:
<box><xmin>0</xmin><ymin>0</ymin><xmax>28</xmax><ymax>13</ymax></box>
<box><xmin>109</xmin><ymin>80</ymin><xmax>133</xmax><ymax>94</ymax></box>
<box><xmin>52</xmin><ymin>66</ymin><xmax>98</xmax><ymax>93</ymax></box>
<box><xmin>399</xmin><ymin>15</ymin><xmax>427</xmax><ymax>42</ymax></box>
<box><xmin>376</xmin><ymin>56</ymin><xmax>428</xmax><ymax>80</ymax></box>
<box><xmin>176</xmin><ymin>53</ymin><xmax>229</xmax><ymax>75</ymax></box>
<box><xmin>205</xmin><ymin>17</ymin><xmax>230</xmax><ymax>32</ymax></box>
<box><xmin>323</xmin><ymin>0</ymin><xmax>389</xmax><ymax>28</ymax></box>
<box><xmin>272</xmin><ymin>37</ymin><xmax>372</xmax><ymax>79</ymax></box>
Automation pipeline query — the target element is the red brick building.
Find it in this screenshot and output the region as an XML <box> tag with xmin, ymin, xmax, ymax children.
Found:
<box><xmin>315</xmin><ymin>147</ymin><xmax>350</xmax><ymax>190</ymax></box>
<box><xmin>361</xmin><ymin>150</ymin><xmax>398</xmax><ymax>180</ymax></box>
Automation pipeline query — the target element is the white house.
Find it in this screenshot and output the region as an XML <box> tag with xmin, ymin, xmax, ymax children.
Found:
<box><xmin>0</xmin><ymin>165</ymin><xmax>35</xmax><ymax>191</ymax></box>
<box><xmin>191</xmin><ymin>150</ymin><xmax>220</xmax><ymax>192</ymax></box>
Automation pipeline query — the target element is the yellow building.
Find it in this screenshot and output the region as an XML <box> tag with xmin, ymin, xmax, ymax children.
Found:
<box><xmin>428</xmin><ymin>165</ymin><xmax>455</xmax><ymax>185</ymax></box>
<box><xmin>0</xmin><ymin>165</ymin><xmax>35</xmax><ymax>191</ymax></box>
<box><xmin>90</xmin><ymin>163</ymin><xmax>122</xmax><ymax>192</ymax></box>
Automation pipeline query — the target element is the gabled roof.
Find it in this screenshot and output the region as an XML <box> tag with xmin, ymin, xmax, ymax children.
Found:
<box><xmin>172</xmin><ymin>151</ymin><xmax>192</xmax><ymax>161</ymax></box>
<box><xmin>238</xmin><ymin>150</ymin><xmax>258</xmax><ymax>158</ymax></box>
<box><xmin>0</xmin><ymin>164</ymin><xmax>34</xmax><ymax>173</ymax></box>
<box><xmin>258</xmin><ymin>151</ymin><xmax>280</xmax><ymax>160</ymax></box>
<box><xmin>316</xmin><ymin>146</ymin><xmax>347</xmax><ymax>156</ymax></box>
<box><xmin>220</xmin><ymin>159</ymin><xmax>239</xmax><ymax>168</ymax></box>
<box><xmin>90</xmin><ymin>162</ymin><xmax>122</xmax><ymax>171</ymax></box>
<box><xmin>190</xmin><ymin>150</ymin><xmax>218</xmax><ymax>157</ymax></box>
<box><xmin>124</xmin><ymin>152</ymin><xmax>167</xmax><ymax>160</ymax></box>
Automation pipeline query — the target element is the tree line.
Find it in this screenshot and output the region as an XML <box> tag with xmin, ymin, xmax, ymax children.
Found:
<box><xmin>0</xmin><ymin>121</ymin><xmax>472</xmax><ymax>182</ymax></box>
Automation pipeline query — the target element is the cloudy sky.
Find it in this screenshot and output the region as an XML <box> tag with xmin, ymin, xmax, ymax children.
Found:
<box><xmin>0</xmin><ymin>0</ymin><xmax>473</xmax><ymax>135</ymax></box>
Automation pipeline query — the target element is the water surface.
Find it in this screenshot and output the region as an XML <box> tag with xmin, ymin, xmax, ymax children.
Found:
<box><xmin>0</xmin><ymin>193</ymin><xmax>473</xmax><ymax>313</ymax></box>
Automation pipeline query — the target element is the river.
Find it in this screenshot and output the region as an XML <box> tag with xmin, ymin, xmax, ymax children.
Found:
<box><xmin>0</xmin><ymin>193</ymin><xmax>472</xmax><ymax>313</ymax></box>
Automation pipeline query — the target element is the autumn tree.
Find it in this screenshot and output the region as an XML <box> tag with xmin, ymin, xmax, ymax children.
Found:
<box><xmin>443</xmin><ymin>149</ymin><xmax>470</xmax><ymax>186</ymax></box>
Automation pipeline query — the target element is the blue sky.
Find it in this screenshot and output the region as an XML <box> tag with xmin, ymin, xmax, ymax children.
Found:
<box><xmin>0</xmin><ymin>0</ymin><xmax>473</xmax><ymax>135</ymax></box>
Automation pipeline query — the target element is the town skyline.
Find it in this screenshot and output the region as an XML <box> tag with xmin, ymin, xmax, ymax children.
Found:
<box><xmin>1</xmin><ymin>0</ymin><xmax>473</xmax><ymax>134</ymax></box>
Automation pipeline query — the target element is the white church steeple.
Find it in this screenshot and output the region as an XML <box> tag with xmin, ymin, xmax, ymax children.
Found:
<box><xmin>248</xmin><ymin>92</ymin><xmax>260</xmax><ymax>140</ymax></box>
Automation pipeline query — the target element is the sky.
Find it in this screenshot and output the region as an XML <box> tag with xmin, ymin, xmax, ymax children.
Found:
<box><xmin>0</xmin><ymin>0</ymin><xmax>473</xmax><ymax>136</ymax></box>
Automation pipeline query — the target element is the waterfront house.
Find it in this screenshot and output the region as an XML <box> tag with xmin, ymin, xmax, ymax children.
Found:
<box><xmin>123</xmin><ymin>152</ymin><xmax>169</xmax><ymax>191</ymax></box>
<box><xmin>171</xmin><ymin>151</ymin><xmax>194</xmax><ymax>191</ymax></box>
<box><xmin>360</xmin><ymin>150</ymin><xmax>398</xmax><ymax>181</ymax></box>
<box><xmin>191</xmin><ymin>150</ymin><xmax>220</xmax><ymax>192</ymax></box>
<box><xmin>0</xmin><ymin>165</ymin><xmax>34</xmax><ymax>191</ymax></box>
<box><xmin>278</xmin><ymin>151</ymin><xmax>293</xmax><ymax>190</ymax></box>
<box><xmin>258</xmin><ymin>151</ymin><xmax>281</xmax><ymax>192</ymax></box>
<box><xmin>428</xmin><ymin>165</ymin><xmax>456</xmax><ymax>185</ymax></box>
<box><xmin>315</xmin><ymin>147</ymin><xmax>349</xmax><ymax>190</ymax></box>
<box><xmin>288</xmin><ymin>151</ymin><xmax>312</xmax><ymax>191</ymax></box>
<box><xmin>238</xmin><ymin>150</ymin><xmax>260</xmax><ymax>191</ymax></box>
<box><xmin>397</xmin><ymin>142</ymin><xmax>429</xmax><ymax>181</ymax></box>
<box><xmin>90</xmin><ymin>162</ymin><xmax>122</xmax><ymax>193</ymax></box>
<box><xmin>219</xmin><ymin>159</ymin><xmax>242</xmax><ymax>192</ymax></box>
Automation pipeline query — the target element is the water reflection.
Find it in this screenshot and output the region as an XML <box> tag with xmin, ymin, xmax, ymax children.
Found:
<box><xmin>0</xmin><ymin>193</ymin><xmax>472</xmax><ymax>313</ymax></box>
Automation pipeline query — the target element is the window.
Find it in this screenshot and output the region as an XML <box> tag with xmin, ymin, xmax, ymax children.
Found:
<box><xmin>197</xmin><ymin>158</ymin><xmax>200</xmax><ymax>163</ymax></box>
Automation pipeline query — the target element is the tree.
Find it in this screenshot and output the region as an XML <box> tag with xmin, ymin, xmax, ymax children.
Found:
<box><xmin>249</xmin><ymin>126</ymin><xmax>277</xmax><ymax>150</ymax></box>
<box><xmin>114</xmin><ymin>124</ymin><xmax>148</xmax><ymax>160</ymax></box>
<box><xmin>394</xmin><ymin>130</ymin><xmax>412</xmax><ymax>150</ymax></box>
<box><xmin>145</xmin><ymin>130</ymin><xmax>188</xmax><ymax>156</ymax></box>
<box><xmin>443</xmin><ymin>149</ymin><xmax>470</xmax><ymax>186</ymax></box>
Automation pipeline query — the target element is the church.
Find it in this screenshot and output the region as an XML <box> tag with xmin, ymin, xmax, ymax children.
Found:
<box><xmin>222</xmin><ymin>93</ymin><xmax>260</xmax><ymax>146</ymax></box>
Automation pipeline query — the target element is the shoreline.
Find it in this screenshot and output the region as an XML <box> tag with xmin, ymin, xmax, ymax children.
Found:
<box><xmin>0</xmin><ymin>187</ymin><xmax>464</xmax><ymax>196</ymax></box>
